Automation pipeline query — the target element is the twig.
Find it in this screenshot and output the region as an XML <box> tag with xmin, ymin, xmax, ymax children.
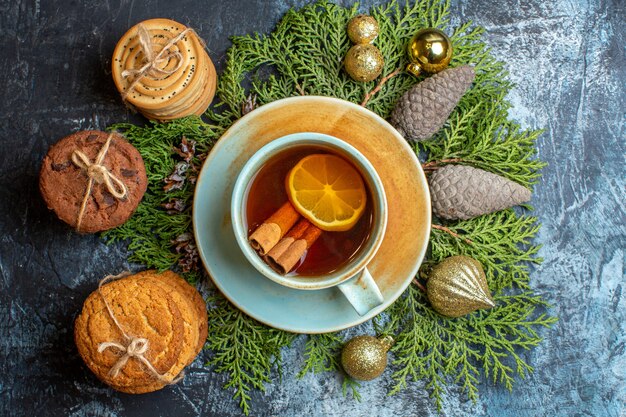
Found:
<box><xmin>412</xmin><ymin>278</ymin><xmax>427</xmax><ymax>293</ymax></box>
<box><xmin>360</xmin><ymin>68</ymin><xmax>402</xmax><ymax>107</ymax></box>
<box><xmin>295</xmin><ymin>83</ymin><xmax>306</xmax><ymax>96</ymax></box>
<box><xmin>432</xmin><ymin>224</ymin><xmax>473</xmax><ymax>245</ymax></box>
<box><xmin>422</xmin><ymin>158</ymin><xmax>464</xmax><ymax>170</ymax></box>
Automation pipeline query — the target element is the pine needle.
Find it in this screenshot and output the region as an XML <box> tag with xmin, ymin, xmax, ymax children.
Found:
<box><xmin>204</xmin><ymin>294</ymin><xmax>296</xmax><ymax>415</ymax></box>
<box><xmin>298</xmin><ymin>333</ymin><xmax>344</xmax><ymax>376</ymax></box>
<box><xmin>103</xmin><ymin>0</ymin><xmax>556</xmax><ymax>414</ymax></box>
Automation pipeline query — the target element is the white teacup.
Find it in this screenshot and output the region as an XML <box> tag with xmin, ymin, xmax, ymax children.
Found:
<box><xmin>231</xmin><ymin>132</ymin><xmax>387</xmax><ymax>316</ymax></box>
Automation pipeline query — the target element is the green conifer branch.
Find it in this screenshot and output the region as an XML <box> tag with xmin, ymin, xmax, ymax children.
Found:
<box><xmin>205</xmin><ymin>294</ymin><xmax>296</xmax><ymax>415</ymax></box>
<box><xmin>298</xmin><ymin>334</ymin><xmax>344</xmax><ymax>376</ymax></box>
<box><xmin>102</xmin><ymin>0</ymin><xmax>556</xmax><ymax>414</ymax></box>
<box><xmin>383</xmin><ymin>286</ymin><xmax>557</xmax><ymax>409</ymax></box>
<box><xmin>297</xmin><ymin>333</ymin><xmax>362</xmax><ymax>401</ymax></box>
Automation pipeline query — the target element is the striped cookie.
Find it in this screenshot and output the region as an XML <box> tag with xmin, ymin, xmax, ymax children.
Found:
<box><xmin>111</xmin><ymin>18</ymin><xmax>216</xmax><ymax>120</ymax></box>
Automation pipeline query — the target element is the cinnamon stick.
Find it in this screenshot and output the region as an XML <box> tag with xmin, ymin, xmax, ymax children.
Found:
<box><xmin>264</xmin><ymin>218</ymin><xmax>310</xmax><ymax>261</ymax></box>
<box><xmin>265</xmin><ymin>221</ymin><xmax>322</xmax><ymax>274</ymax></box>
<box><xmin>249</xmin><ymin>202</ymin><xmax>300</xmax><ymax>255</ymax></box>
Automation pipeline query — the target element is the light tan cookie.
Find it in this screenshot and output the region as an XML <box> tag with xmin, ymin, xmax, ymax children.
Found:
<box><xmin>131</xmin><ymin>271</ymin><xmax>203</xmax><ymax>363</ymax></box>
<box><xmin>112</xmin><ymin>18</ymin><xmax>217</xmax><ymax>120</ymax></box>
<box><xmin>145</xmin><ymin>44</ymin><xmax>216</xmax><ymax>120</ymax></box>
<box><xmin>113</xmin><ymin>270</ymin><xmax>208</xmax><ymax>393</ymax></box>
<box><xmin>147</xmin><ymin>270</ymin><xmax>208</xmax><ymax>357</ymax></box>
<box><xmin>74</xmin><ymin>275</ymin><xmax>185</xmax><ymax>393</ymax></box>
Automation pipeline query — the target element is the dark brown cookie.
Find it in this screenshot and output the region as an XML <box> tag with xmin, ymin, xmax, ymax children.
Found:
<box><xmin>39</xmin><ymin>130</ymin><xmax>147</xmax><ymax>233</ymax></box>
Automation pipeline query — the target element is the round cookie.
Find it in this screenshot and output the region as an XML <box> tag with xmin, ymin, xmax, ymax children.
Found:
<box><xmin>115</xmin><ymin>271</ymin><xmax>208</xmax><ymax>393</ymax></box>
<box><xmin>112</xmin><ymin>20</ymin><xmax>200</xmax><ymax>108</ymax></box>
<box><xmin>74</xmin><ymin>276</ymin><xmax>186</xmax><ymax>393</ymax></box>
<box><xmin>147</xmin><ymin>270</ymin><xmax>208</xmax><ymax>355</ymax></box>
<box><xmin>111</xmin><ymin>18</ymin><xmax>217</xmax><ymax>121</ymax></box>
<box><xmin>75</xmin><ymin>271</ymin><xmax>208</xmax><ymax>394</ymax></box>
<box><xmin>154</xmin><ymin>59</ymin><xmax>217</xmax><ymax>121</ymax></box>
<box><xmin>39</xmin><ymin>130</ymin><xmax>147</xmax><ymax>233</ymax></box>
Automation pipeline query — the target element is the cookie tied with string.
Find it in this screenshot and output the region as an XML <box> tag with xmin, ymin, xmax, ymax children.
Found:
<box><xmin>74</xmin><ymin>271</ymin><xmax>208</xmax><ymax>394</ymax></box>
<box><xmin>111</xmin><ymin>18</ymin><xmax>217</xmax><ymax>121</ymax></box>
<box><xmin>39</xmin><ymin>130</ymin><xmax>147</xmax><ymax>233</ymax></box>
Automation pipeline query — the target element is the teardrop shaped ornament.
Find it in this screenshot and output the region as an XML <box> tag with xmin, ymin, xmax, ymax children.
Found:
<box><xmin>426</xmin><ymin>255</ymin><xmax>495</xmax><ymax>317</ymax></box>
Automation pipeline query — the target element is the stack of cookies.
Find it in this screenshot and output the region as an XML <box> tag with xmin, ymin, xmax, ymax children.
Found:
<box><xmin>112</xmin><ymin>18</ymin><xmax>217</xmax><ymax>121</ymax></box>
<box><xmin>74</xmin><ymin>270</ymin><xmax>208</xmax><ymax>393</ymax></box>
<box><xmin>39</xmin><ymin>130</ymin><xmax>147</xmax><ymax>233</ymax></box>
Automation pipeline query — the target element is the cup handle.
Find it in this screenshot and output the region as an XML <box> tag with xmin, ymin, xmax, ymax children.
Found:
<box><xmin>337</xmin><ymin>268</ymin><xmax>384</xmax><ymax>316</ymax></box>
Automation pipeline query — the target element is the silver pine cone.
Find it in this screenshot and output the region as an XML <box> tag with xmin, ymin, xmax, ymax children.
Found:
<box><xmin>429</xmin><ymin>165</ymin><xmax>531</xmax><ymax>220</ymax></box>
<box><xmin>390</xmin><ymin>65</ymin><xmax>475</xmax><ymax>142</ymax></box>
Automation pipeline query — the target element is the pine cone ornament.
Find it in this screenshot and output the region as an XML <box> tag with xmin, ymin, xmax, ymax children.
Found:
<box><xmin>390</xmin><ymin>65</ymin><xmax>475</xmax><ymax>142</ymax></box>
<box><xmin>429</xmin><ymin>165</ymin><xmax>531</xmax><ymax>220</ymax></box>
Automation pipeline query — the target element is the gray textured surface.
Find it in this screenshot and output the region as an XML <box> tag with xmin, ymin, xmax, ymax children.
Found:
<box><xmin>0</xmin><ymin>0</ymin><xmax>624</xmax><ymax>416</ymax></box>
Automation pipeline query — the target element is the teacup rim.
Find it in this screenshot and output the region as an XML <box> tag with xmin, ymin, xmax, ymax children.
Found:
<box><xmin>231</xmin><ymin>132</ymin><xmax>388</xmax><ymax>290</ymax></box>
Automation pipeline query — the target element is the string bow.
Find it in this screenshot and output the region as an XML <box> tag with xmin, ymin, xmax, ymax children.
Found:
<box><xmin>71</xmin><ymin>133</ymin><xmax>128</xmax><ymax>232</ymax></box>
<box><xmin>96</xmin><ymin>272</ymin><xmax>183</xmax><ymax>384</ymax></box>
<box><xmin>120</xmin><ymin>24</ymin><xmax>193</xmax><ymax>101</ymax></box>
<box><xmin>98</xmin><ymin>336</ymin><xmax>151</xmax><ymax>378</ymax></box>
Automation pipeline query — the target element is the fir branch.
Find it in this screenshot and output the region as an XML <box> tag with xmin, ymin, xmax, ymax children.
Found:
<box><xmin>419</xmin><ymin>96</ymin><xmax>546</xmax><ymax>187</ymax></box>
<box><xmin>101</xmin><ymin>0</ymin><xmax>556</xmax><ymax>414</ymax></box>
<box><xmin>205</xmin><ymin>294</ymin><xmax>296</xmax><ymax>415</ymax></box>
<box><xmin>383</xmin><ymin>286</ymin><xmax>557</xmax><ymax>410</ymax></box>
<box><xmin>431</xmin><ymin>224</ymin><xmax>473</xmax><ymax>245</ymax></box>
<box><xmin>342</xmin><ymin>376</ymin><xmax>363</xmax><ymax>401</ymax></box>
<box><xmin>103</xmin><ymin>117</ymin><xmax>220</xmax><ymax>282</ymax></box>
<box><xmin>360</xmin><ymin>67</ymin><xmax>402</xmax><ymax>106</ymax></box>
<box><xmin>298</xmin><ymin>333</ymin><xmax>344</xmax><ymax>377</ymax></box>
<box><xmin>430</xmin><ymin>210</ymin><xmax>543</xmax><ymax>292</ymax></box>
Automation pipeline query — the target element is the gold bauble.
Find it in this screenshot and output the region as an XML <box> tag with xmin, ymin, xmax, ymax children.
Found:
<box><xmin>344</xmin><ymin>44</ymin><xmax>384</xmax><ymax>82</ymax></box>
<box><xmin>426</xmin><ymin>255</ymin><xmax>495</xmax><ymax>318</ymax></box>
<box><xmin>341</xmin><ymin>335</ymin><xmax>393</xmax><ymax>381</ymax></box>
<box><xmin>406</xmin><ymin>28</ymin><xmax>452</xmax><ymax>77</ymax></box>
<box><xmin>347</xmin><ymin>14</ymin><xmax>379</xmax><ymax>44</ymax></box>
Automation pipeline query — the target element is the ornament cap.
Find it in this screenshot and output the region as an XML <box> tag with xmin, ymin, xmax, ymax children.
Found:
<box><xmin>406</xmin><ymin>62</ymin><xmax>423</xmax><ymax>77</ymax></box>
<box><xmin>379</xmin><ymin>335</ymin><xmax>394</xmax><ymax>351</ymax></box>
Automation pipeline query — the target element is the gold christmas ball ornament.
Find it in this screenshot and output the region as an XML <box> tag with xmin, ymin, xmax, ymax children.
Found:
<box><xmin>347</xmin><ymin>14</ymin><xmax>380</xmax><ymax>44</ymax></box>
<box><xmin>341</xmin><ymin>335</ymin><xmax>394</xmax><ymax>381</ymax></box>
<box><xmin>406</xmin><ymin>28</ymin><xmax>452</xmax><ymax>77</ymax></box>
<box><xmin>426</xmin><ymin>255</ymin><xmax>495</xmax><ymax>318</ymax></box>
<box><xmin>344</xmin><ymin>44</ymin><xmax>384</xmax><ymax>82</ymax></box>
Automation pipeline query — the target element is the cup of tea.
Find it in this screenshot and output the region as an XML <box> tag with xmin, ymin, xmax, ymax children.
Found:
<box><xmin>231</xmin><ymin>132</ymin><xmax>387</xmax><ymax>316</ymax></box>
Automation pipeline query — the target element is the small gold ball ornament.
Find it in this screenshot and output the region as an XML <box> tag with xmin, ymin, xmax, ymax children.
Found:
<box><xmin>347</xmin><ymin>14</ymin><xmax>380</xmax><ymax>44</ymax></box>
<box><xmin>341</xmin><ymin>335</ymin><xmax>394</xmax><ymax>381</ymax></box>
<box><xmin>406</xmin><ymin>28</ymin><xmax>452</xmax><ymax>77</ymax></box>
<box><xmin>427</xmin><ymin>255</ymin><xmax>495</xmax><ymax>318</ymax></box>
<box><xmin>344</xmin><ymin>44</ymin><xmax>384</xmax><ymax>82</ymax></box>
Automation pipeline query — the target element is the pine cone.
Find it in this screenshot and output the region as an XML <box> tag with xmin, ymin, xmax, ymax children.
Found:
<box><xmin>429</xmin><ymin>165</ymin><xmax>531</xmax><ymax>220</ymax></box>
<box><xmin>390</xmin><ymin>65</ymin><xmax>475</xmax><ymax>142</ymax></box>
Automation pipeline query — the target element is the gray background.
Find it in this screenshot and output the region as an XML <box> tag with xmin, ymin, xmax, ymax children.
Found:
<box><xmin>0</xmin><ymin>0</ymin><xmax>624</xmax><ymax>416</ymax></box>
